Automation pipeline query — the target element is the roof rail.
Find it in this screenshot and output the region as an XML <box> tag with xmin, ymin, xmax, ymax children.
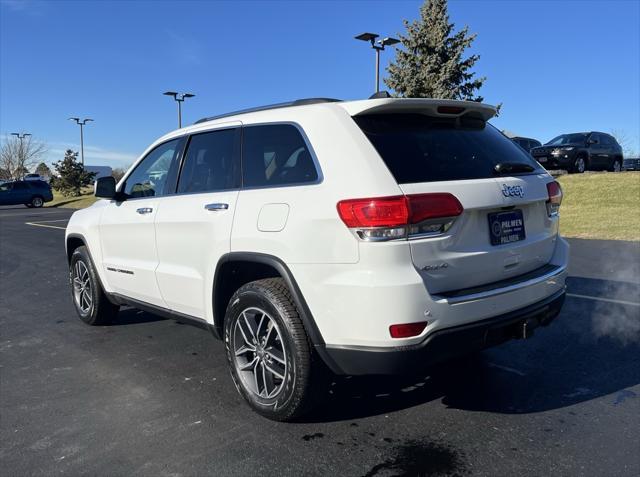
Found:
<box><xmin>195</xmin><ymin>98</ymin><xmax>342</xmax><ymax>124</ymax></box>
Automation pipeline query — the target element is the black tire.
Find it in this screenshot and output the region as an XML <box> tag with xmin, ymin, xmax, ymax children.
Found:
<box><xmin>609</xmin><ymin>158</ymin><xmax>622</xmax><ymax>172</ymax></box>
<box><xmin>224</xmin><ymin>278</ymin><xmax>325</xmax><ymax>421</ymax></box>
<box><xmin>30</xmin><ymin>196</ymin><xmax>44</xmax><ymax>208</ymax></box>
<box><xmin>69</xmin><ymin>246</ymin><xmax>119</xmax><ymax>325</ymax></box>
<box><xmin>570</xmin><ymin>155</ymin><xmax>587</xmax><ymax>174</ymax></box>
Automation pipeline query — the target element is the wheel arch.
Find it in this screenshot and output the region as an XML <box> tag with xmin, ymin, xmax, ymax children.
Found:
<box><xmin>66</xmin><ymin>233</ymin><xmax>87</xmax><ymax>263</ymax></box>
<box><xmin>212</xmin><ymin>252</ymin><xmax>325</xmax><ymax>348</ymax></box>
<box><xmin>66</xmin><ymin>233</ymin><xmax>118</xmax><ymax>306</ymax></box>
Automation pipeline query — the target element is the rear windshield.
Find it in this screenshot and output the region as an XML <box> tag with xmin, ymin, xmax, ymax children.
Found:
<box><xmin>353</xmin><ymin>113</ymin><xmax>542</xmax><ymax>184</ymax></box>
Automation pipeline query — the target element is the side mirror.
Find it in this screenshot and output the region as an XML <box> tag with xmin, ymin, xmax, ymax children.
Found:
<box><xmin>95</xmin><ymin>176</ymin><xmax>117</xmax><ymax>199</ymax></box>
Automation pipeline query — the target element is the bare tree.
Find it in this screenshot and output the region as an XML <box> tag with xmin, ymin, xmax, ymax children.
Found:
<box><xmin>610</xmin><ymin>129</ymin><xmax>638</xmax><ymax>158</ymax></box>
<box><xmin>111</xmin><ymin>166</ymin><xmax>128</xmax><ymax>183</ymax></box>
<box><xmin>0</xmin><ymin>135</ymin><xmax>47</xmax><ymax>180</ymax></box>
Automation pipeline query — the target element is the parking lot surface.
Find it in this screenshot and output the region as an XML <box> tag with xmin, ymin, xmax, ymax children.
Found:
<box><xmin>1</xmin><ymin>206</ymin><xmax>639</xmax><ymax>476</ymax></box>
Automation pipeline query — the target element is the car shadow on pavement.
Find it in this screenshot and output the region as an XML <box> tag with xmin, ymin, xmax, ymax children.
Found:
<box><xmin>109</xmin><ymin>307</ymin><xmax>168</xmax><ymax>326</ymax></box>
<box><xmin>303</xmin><ymin>278</ymin><xmax>640</xmax><ymax>423</ymax></box>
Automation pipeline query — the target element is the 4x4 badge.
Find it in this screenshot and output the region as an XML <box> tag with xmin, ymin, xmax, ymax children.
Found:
<box><xmin>501</xmin><ymin>184</ymin><xmax>524</xmax><ymax>198</ymax></box>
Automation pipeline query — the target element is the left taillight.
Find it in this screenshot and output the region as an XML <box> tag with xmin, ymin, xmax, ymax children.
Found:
<box><xmin>337</xmin><ymin>193</ymin><xmax>463</xmax><ymax>241</ymax></box>
<box><xmin>546</xmin><ymin>181</ymin><xmax>563</xmax><ymax>217</ymax></box>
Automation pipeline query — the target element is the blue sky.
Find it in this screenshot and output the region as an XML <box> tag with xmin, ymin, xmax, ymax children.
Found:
<box><xmin>1</xmin><ymin>0</ymin><xmax>639</xmax><ymax>168</ymax></box>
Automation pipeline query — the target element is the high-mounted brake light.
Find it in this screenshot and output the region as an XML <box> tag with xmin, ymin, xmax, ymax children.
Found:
<box><xmin>437</xmin><ymin>106</ymin><xmax>466</xmax><ymax>115</ymax></box>
<box><xmin>337</xmin><ymin>193</ymin><xmax>463</xmax><ymax>241</ymax></box>
<box><xmin>546</xmin><ymin>181</ymin><xmax>563</xmax><ymax>217</ymax></box>
<box><xmin>389</xmin><ymin>321</ymin><xmax>428</xmax><ymax>338</ymax></box>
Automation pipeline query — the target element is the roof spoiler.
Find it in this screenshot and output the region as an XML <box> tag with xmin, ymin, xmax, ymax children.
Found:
<box><xmin>340</xmin><ymin>98</ymin><xmax>497</xmax><ymax>121</ymax></box>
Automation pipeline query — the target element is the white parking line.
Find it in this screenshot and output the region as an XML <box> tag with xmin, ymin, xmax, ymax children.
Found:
<box><xmin>0</xmin><ymin>212</ymin><xmax>72</xmax><ymax>218</ymax></box>
<box><xmin>27</xmin><ymin>219</ymin><xmax>69</xmax><ymax>223</ymax></box>
<box><xmin>567</xmin><ymin>293</ymin><xmax>640</xmax><ymax>307</ymax></box>
<box><xmin>25</xmin><ymin>221</ymin><xmax>67</xmax><ymax>230</ymax></box>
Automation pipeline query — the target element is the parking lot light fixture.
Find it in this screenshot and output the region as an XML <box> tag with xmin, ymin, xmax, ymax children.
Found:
<box><xmin>163</xmin><ymin>91</ymin><xmax>196</xmax><ymax>128</ymax></box>
<box><xmin>68</xmin><ymin>118</ymin><xmax>93</xmax><ymax>167</ymax></box>
<box><xmin>10</xmin><ymin>133</ymin><xmax>32</xmax><ymax>177</ymax></box>
<box><xmin>355</xmin><ymin>32</ymin><xmax>400</xmax><ymax>93</ymax></box>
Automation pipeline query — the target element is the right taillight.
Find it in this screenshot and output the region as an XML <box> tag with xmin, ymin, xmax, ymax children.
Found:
<box><xmin>337</xmin><ymin>193</ymin><xmax>463</xmax><ymax>241</ymax></box>
<box><xmin>546</xmin><ymin>181</ymin><xmax>563</xmax><ymax>217</ymax></box>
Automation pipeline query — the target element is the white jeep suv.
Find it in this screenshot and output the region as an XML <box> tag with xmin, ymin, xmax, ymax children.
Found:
<box><xmin>65</xmin><ymin>97</ymin><xmax>568</xmax><ymax>421</ymax></box>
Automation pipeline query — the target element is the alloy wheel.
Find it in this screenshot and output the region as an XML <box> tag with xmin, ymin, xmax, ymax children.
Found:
<box><xmin>576</xmin><ymin>157</ymin><xmax>585</xmax><ymax>173</ymax></box>
<box><xmin>72</xmin><ymin>260</ymin><xmax>93</xmax><ymax>314</ymax></box>
<box><xmin>233</xmin><ymin>307</ymin><xmax>287</xmax><ymax>399</ymax></box>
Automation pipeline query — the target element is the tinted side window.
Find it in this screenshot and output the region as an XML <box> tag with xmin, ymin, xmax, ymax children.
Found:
<box><xmin>27</xmin><ymin>181</ymin><xmax>48</xmax><ymax>189</ymax></box>
<box><xmin>177</xmin><ymin>128</ymin><xmax>240</xmax><ymax>194</ymax></box>
<box><xmin>531</xmin><ymin>140</ymin><xmax>542</xmax><ymax>148</ymax></box>
<box><xmin>242</xmin><ymin>124</ymin><xmax>318</xmax><ymax>187</ymax></box>
<box><xmin>13</xmin><ymin>182</ymin><xmax>29</xmax><ymax>190</ymax></box>
<box><xmin>123</xmin><ymin>139</ymin><xmax>181</xmax><ymax>198</ymax></box>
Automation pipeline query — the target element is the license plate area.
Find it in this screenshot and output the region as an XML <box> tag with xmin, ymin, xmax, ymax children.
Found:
<box><xmin>488</xmin><ymin>209</ymin><xmax>526</xmax><ymax>246</ymax></box>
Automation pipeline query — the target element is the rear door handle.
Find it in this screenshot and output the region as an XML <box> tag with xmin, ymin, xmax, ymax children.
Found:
<box><xmin>136</xmin><ymin>207</ymin><xmax>153</xmax><ymax>215</ymax></box>
<box><xmin>205</xmin><ymin>203</ymin><xmax>229</xmax><ymax>211</ymax></box>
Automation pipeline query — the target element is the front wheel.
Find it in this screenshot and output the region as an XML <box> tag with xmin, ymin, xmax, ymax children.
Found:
<box><xmin>69</xmin><ymin>246</ymin><xmax>119</xmax><ymax>325</ymax></box>
<box><xmin>224</xmin><ymin>278</ymin><xmax>324</xmax><ymax>421</ymax></box>
<box><xmin>571</xmin><ymin>156</ymin><xmax>587</xmax><ymax>174</ymax></box>
<box><xmin>610</xmin><ymin>159</ymin><xmax>622</xmax><ymax>172</ymax></box>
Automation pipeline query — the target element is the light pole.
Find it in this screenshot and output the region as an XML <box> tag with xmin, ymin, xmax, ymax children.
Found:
<box><xmin>355</xmin><ymin>32</ymin><xmax>400</xmax><ymax>93</ymax></box>
<box><xmin>11</xmin><ymin>133</ymin><xmax>31</xmax><ymax>179</ymax></box>
<box><xmin>163</xmin><ymin>91</ymin><xmax>195</xmax><ymax>128</ymax></box>
<box><xmin>68</xmin><ymin>118</ymin><xmax>93</xmax><ymax>167</ymax></box>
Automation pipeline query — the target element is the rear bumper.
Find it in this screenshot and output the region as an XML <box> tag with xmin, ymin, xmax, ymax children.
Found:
<box><xmin>320</xmin><ymin>289</ymin><xmax>565</xmax><ymax>375</ymax></box>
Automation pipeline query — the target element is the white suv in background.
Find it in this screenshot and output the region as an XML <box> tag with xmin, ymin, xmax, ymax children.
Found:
<box><xmin>65</xmin><ymin>97</ymin><xmax>568</xmax><ymax>421</ymax></box>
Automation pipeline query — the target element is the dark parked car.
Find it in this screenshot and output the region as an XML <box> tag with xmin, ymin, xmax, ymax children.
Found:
<box><xmin>623</xmin><ymin>157</ymin><xmax>640</xmax><ymax>171</ymax></box>
<box><xmin>530</xmin><ymin>132</ymin><xmax>623</xmax><ymax>173</ymax></box>
<box><xmin>0</xmin><ymin>180</ymin><xmax>53</xmax><ymax>208</ymax></box>
<box><xmin>511</xmin><ymin>136</ymin><xmax>542</xmax><ymax>153</ymax></box>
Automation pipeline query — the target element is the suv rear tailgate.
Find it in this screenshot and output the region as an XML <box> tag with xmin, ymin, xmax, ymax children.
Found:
<box><xmin>352</xmin><ymin>109</ymin><xmax>558</xmax><ymax>295</ymax></box>
<box><xmin>400</xmin><ymin>175</ymin><xmax>557</xmax><ymax>294</ymax></box>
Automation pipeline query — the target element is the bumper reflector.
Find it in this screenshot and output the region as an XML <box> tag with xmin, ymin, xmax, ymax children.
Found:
<box><xmin>389</xmin><ymin>321</ymin><xmax>428</xmax><ymax>338</ymax></box>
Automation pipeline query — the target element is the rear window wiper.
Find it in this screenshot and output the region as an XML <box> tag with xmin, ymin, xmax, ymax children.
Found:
<box><xmin>494</xmin><ymin>162</ymin><xmax>535</xmax><ymax>175</ymax></box>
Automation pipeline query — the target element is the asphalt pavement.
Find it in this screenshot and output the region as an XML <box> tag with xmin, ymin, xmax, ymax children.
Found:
<box><xmin>1</xmin><ymin>205</ymin><xmax>639</xmax><ymax>476</ymax></box>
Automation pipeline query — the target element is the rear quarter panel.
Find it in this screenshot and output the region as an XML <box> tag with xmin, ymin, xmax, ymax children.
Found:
<box><xmin>230</xmin><ymin>105</ymin><xmax>403</xmax><ymax>264</ymax></box>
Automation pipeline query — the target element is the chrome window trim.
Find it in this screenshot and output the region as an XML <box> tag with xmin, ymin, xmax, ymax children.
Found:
<box><xmin>114</xmin><ymin>121</ymin><xmax>323</xmax><ymax>205</ymax></box>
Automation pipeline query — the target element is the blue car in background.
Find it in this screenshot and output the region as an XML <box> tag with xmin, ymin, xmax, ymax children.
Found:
<box><xmin>0</xmin><ymin>180</ymin><xmax>54</xmax><ymax>208</ymax></box>
<box><xmin>623</xmin><ymin>157</ymin><xmax>640</xmax><ymax>171</ymax></box>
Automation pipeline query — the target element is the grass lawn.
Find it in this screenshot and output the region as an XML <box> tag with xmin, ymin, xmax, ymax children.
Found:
<box><xmin>46</xmin><ymin>188</ymin><xmax>98</xmax><ymax>209</ymax></box>
<box><xmin>557</xmin><ymin>171</ymin><xmax>640</xmax><ymax>241</ymax></box>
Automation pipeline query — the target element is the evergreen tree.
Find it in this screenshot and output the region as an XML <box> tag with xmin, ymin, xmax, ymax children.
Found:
<box><xmin>51</xmin><ymin>150</ymin><xmax>95</xmax><ymax>197</ymax></box>
<box><xmin>35</xmin><ymin>162</ymin><xmax>51</xmax><ymax>178</ymax></box>
<box><xmin>385</xmin><ymin>0</ymin><xmax>485</xmax><ymax>101</ymax></box>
